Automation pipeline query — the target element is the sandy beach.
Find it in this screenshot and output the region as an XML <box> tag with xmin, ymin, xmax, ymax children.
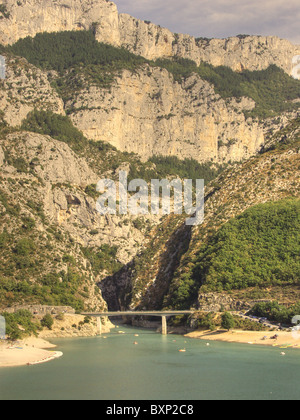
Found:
<box><xmin>0</xmin><ymin>313</ymin><xmax>113</xmax><ymax>368</ymax></box>
<box><xmin>185</xmin><ymin>329</ymin><xmax>300</xmax><ymax>348</ymax></box>
<box><xmin>0</xmin><ymin>337</ymin><xmax>62</xmax><ymax>368</ymax></box>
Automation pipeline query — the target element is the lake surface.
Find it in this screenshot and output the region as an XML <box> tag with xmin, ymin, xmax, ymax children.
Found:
<box><xmin>0</xmin><ymin>325</ymin><xmax>300</xmax><ymax>400</ymax></box>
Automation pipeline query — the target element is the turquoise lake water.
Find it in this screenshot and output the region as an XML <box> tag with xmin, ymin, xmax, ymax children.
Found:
<box><xmin>0</xmin><ymin>325</ymin><xmax>300</xmax><ymax>400</ymax></box>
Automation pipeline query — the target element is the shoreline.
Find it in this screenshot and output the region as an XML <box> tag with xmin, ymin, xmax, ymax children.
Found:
<box><xmin>185</xmin><ymin>328</ymin><xmax>300</xmax><ymax>349</ymax></box>
<box><xmin>0</xmin><ymin>313</ymin><xmax>113</xmax><ymax>368</ymax></box>
<box><xmin>0</xmin><ymin>337</ymin><xmax>62</xmax><ymax>368</ymax></box>
<box><xmin>2</xmin><ymin>326</ymin><xmax>299</xmax><ymax>368</ymax></box>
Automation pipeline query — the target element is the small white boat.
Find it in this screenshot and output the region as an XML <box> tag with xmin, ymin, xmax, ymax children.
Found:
<box><xmin>178</xmin><ymin>349</ymin><xmax>186</xmax><ymax>352</ymax></box>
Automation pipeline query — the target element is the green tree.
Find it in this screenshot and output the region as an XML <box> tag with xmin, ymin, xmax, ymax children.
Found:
<box><xmin>41</xmin><ymin>314</ymin><xmax>54</xmax><ymax>330</ymax></box>
<box><xmin>221</xmin><ymin>312</ymin><xmax>235</xmax><ymax>331</ymax></box>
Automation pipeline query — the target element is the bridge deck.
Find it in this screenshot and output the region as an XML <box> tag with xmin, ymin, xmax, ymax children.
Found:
<box><xmin>82</xmin><ymin>311</ymin><xmax>194</xmax><ymax>317</ymax></box>
<box><xmin>82</xmin><ymin>311</ymin><xmax>194</xmax><ymax>335</ymax></box>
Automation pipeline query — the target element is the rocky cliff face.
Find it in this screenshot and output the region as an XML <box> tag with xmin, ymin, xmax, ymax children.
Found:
<box><xmin>0</xmin><ymin>49</ymin><xmax>265</xmax><ymax>164</ymax></box>
<box><xmin>0</xmin><ymin>0</ymin><xmax>298</xmax><ymax>164</ymax></box>
<box><xmin>106</xmin><ymin>16</ymin><xmax>300</xmax><ymax>76</ymax></box>
<box><xmin>1</xmin><ymin>131</ymin><xmax>152</xmax><ymax>265</ymax></box>
<box><xmin>68</xmin><ymin>65</ymin><xmax>264</xmax><ymax>163</ymax></box>
<box><xmin>0</xmin><ymin>0</ymin><xmax>299</xmax><ymax>77</ymax></box>
<box><xmin>0</xmin><ymin>55</ymin><xmax>64</xmax><ymax>126</ymax></box>
<box><xmin>0</xmin><ymin>0</ymin><xmax>119</xmax><ymax>45</ymax></box>
<box><xmin>0</xmin><ymin>129</ymin><xmax>157</xmax><ymax>311</ymax></box>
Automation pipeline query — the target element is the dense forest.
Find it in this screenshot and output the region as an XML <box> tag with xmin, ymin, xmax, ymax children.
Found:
<box><xmin>4</xmin><ymin>30</ymin><xmax>300</xmax><ymax>118</ymax></box>
<box><xmin>250</xmin><ymin>301</ymin><xmax>300</xmax><ymax>326</ymax></box>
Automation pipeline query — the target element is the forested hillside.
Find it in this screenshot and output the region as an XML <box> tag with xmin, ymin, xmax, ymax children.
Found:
<box><xmin>191</xmin><ymin>199</ymin><xmax>299</xmax><ymax>292</ymax></box>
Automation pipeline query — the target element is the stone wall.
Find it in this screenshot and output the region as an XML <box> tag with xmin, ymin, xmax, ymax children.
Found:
<box><xmin>3</xmin><ymin>305</ymin><xmax>76</xmax><ymax>315</ymax></box>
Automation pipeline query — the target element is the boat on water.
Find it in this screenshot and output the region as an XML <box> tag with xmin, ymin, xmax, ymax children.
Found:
<box><xmin>178</xmin><ymin>349</ymin><xmax>186</xmax><ymax>352</ymax></box>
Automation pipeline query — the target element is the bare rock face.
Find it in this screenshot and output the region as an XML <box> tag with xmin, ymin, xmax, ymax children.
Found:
<box><xmin>1</xmin><ymin>131</ymin><xmax>153</xmax><ymax>265</ymax></box>
<box><xmin>3</xmin><ymin>131</ymin><xmax>97</xmax><ymax>185</ymax></box>
<box><xmin>0</xmin><ymin>55</ymin><xmax>65</xmax><ymax>126</ymax></box>
<box><xmin>68</xmin><ymin>65</ymin><xmax>264</xmax><ymax>163</ymax></box>
<box><xmin>1</xmin><ymin>0</ymin><xmax>299</xmax><ymax>77</ymax></box>
<box><xmin>0</xmin><ymin>0</ymin><xmax>119</xmax><ymax>45</ymax></box>
<box><xmin>112</xmin><ymin>18</ymin><xmax>300</xmax><ymax>76</ymax></box>
<box><xmin>198</xmin><ymin>293</ymin><xmax>250</xmax><ymax>312</ymax></box>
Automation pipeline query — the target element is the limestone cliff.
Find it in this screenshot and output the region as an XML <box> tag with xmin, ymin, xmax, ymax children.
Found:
<box><xmin>1</xmin><ymin>131</ymin><xmax>152</xmax><ymax>265</ymax></box>
<box><xmin>0</xmin><ymin>55</ymin><xmax>64</xmax><ymax>126</ymax></box>
<box><xmin>0</xmin><ymin>0</ymin><xmax>119</xmax><ymax>45</ymax></box>
<box><xmin>67</xmin><ymin>65</ymin><xmax>264</xmax><ymax>164</ymax></box>
<box><xmin>0</xmin><ymin>130</ymin><xmax>156</xmax><ymax>310</ymax></box>
<box><xmin>0</xmin><ymin>50</ymin><xmax>265</xmax><ymax>164</ymax></box>
<box><xmin>107</xmin><ymin>16</ymin><xmax>300</xmax><ymax>76</ymax></box>
<box><xmin>0</xmin><ymin>0</ymin><xmax>299</xmax><ymax>77</ymax></box>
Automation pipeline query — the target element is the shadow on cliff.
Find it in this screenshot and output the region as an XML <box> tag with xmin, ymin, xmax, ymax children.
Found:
<box><xmin>99</xmin><ymin>219</ymin><xmax>193</xmax><ymax>312</ymax></box>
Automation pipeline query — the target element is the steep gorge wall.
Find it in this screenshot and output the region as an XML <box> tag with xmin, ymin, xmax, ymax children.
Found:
<box><xmin>0</xmin><ymin>46</ymin><xmax>264</xmax><ymax>164</ymax></box>
<box><xmin>111</xmin><ymin>15</ymin><xmax>300</xmax><ymax>76</ymax></box>
<box><xmin>0</xmin><ymin>0</ymin><xmax>299</xmax><ymax>77</ymax></box>
<box><xmin>0</xmin><ymin>0</ymin><xmax>119</xmax><ymax>45</ymax></box>
<box><xmin>68</xmin><ymin>65</ymin><xmax>264</xmax><ymax>163</ymax></box>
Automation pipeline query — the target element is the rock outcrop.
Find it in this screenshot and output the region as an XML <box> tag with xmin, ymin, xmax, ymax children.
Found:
<box><xmin>0</xmin><ymin>0</ymin><xmax>119</xmax><ymax>45</ymax></box>
<box><xmin>0</xmin><ymin>55</ymin><xmax>64</xmax><ymax>126</ymax></box>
